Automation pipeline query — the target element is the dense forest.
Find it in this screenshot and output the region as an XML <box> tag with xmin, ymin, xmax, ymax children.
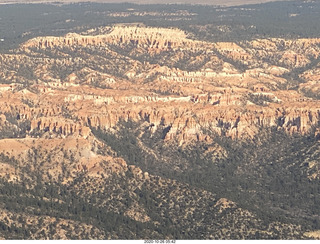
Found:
<box><xmin>1</xmin><ymin>0</ymin><xmax>320</xmax><ymax>51</ymax></box>
<box><xmin>92</xmin><ymin>121</ymin><xmax>320</xmax><ymax>232</ymax></box>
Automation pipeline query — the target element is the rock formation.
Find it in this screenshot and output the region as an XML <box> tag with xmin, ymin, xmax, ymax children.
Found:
<box><xmin>0</xmin><ymin>25</ymin><xmax>319</xmax><ymax>148</ymax></box>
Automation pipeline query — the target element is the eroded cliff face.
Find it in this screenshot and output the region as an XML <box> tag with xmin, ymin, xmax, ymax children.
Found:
<box><xmin>0</xmin><ymin>25</ymin><xmax>320</xmax><ymax>180</ymax></box>
<box><xmin>23</xmin><ymin>26</ymin><xmax>203</xmax><ymax>52</ymax></box>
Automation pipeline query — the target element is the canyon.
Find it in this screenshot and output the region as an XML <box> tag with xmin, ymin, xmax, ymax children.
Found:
<box><xmin>1</xmin><ymin>26</ymin><xmax>319</xmax><ymax>145</ymax></box>
<box><xmin>0</xmin><ymin>23</ymin><xmax>320</xmax><ymax>239</ymax></box>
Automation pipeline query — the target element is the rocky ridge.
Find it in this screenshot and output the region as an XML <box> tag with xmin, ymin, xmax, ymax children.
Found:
<box><xmin>0</xmin><ymin>26</ymin><xmax>318</xmax><ymax>143</ymax></box>
<box><xmin>0</xmin><ymin>25</ymin><xmax>319</xmax><ymax>177</ymax></box>
<box><xmin>0</xmin><ymin>24</ymin><xmax>319</xmax><ymax>240</ymax></box>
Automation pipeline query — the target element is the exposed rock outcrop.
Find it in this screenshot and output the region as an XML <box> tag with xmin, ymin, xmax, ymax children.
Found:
<box><xmin>0</xmin><ymin>26</ymin><xmax>319</xmax><ymax>145</ymax></box>
<box><xmin>23</xmin><ymin>26</ymin><xmax>204</xmax><ymax>52</ymax></box>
